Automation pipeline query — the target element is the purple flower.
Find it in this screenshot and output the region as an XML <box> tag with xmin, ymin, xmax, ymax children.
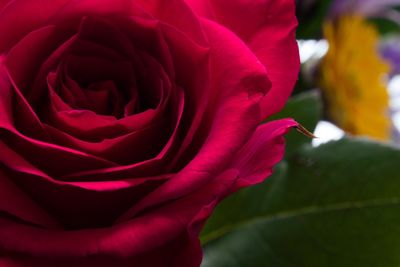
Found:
<box><xmin>330</xmin><ymin>0</ymin><xmax>400</xmax><ymax>23</ymax></box>
<box><xmin>381</xmin><ymin>36</ymin><xmax>400</xmax><ymax>75</ymax></box>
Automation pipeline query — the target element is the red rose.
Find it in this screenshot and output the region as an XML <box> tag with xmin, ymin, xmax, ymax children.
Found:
<box><xmin>0</xmin><ymin>0</ymin><xmax>299</xmax><ymax>266</ymax></box>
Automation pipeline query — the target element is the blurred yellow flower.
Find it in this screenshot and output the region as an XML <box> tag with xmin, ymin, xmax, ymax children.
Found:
<box><xmin>319</xmin><ymin>16</ymin><xmax>390</xmax><ymax>140</ymax></box>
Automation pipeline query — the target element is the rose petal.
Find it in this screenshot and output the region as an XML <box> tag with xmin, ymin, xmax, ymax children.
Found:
<box><xmin>134</xmin><ymin>0</ymin><xmax>208</xmax><ymax>47</ymax></box>
<box><xmin>41</xmin><ymin>17</ymin><xmax>176</xmax><ymax>142</ymax></box>
<box><xmin>0</xmin><ymin>58</ymin><xmax>46</xmax><ymax>140</ymax></box>
<box><xmin>232</xmin><ymin>118</ymin><xmax>298</xmax><ymax>188</ymax></box>
<box><xmin>115</xmin><ymin>15</ymin><xmax>175</xmax><ymax>78</ymax></box>
<box><xmin>0</xmin><ymin>138</ymin><xmax>169</xmax><ymax>189</ymax></box>
<box><xmin>1</xmin><ymin>59</ymin><xmax>117</xmax><ymax>175</ymax></box>
<box><xmin>58</xmin><ymin>85</ymin><xmax>185</xmax><ymax>180</ymax></box>
<box><xmin>5</xmin><ymin>26</ymin><xmax>72</xmax><ymax>101</ymax></box>
<box><xmin>0</xmin><ymin>0</ymin><xmax>208</xmax><ymax>52</ymax></box>
<box><xmin>0</xmin><ymin>0</ymin><xmax>10</xmax><ymax>11</ymax></box>
<box><xmin>0</xmin><ymin>0</ymin><xmax>70</xmax><ymax>52</ymax></box>
<box><xmin>4</xmin><ymin>130</ymin><xmax>118</xmax><ymax>174</ymax></box>
<box><xmin>44</xmin><ymin>116</ymin><xmax>171</xmax><ymax>165</ymax></box>
<box><xmin>0</xmin><ymin>141</ymin><xmax>171</xmax><ymax>228</ymax></box>
<box><xmin>117</xmin><ymin>19</ymin><xmax>270</xmax><ymax>220</ymax></box>
<box><xmin>151</xmin><ymin>22</ymin><xmax>211</xmax><ymax>171</ymax></box>
<box><xmin>0</xmin><ymin>152</ymin><xmax>60</xmax><ymax>229</ymax></box>
<box><xmin>0</xmin><ymin>168</ymin><xmax>238</xmax><ymax>259</ymax></box>
<box><xmin>0</xmin><ymin>233</ymin><xmax>200</xmax><ymax>267</ymax></box>
<box><xmin>186</xmin><ymin>0</ymin><xmax>300</xmax><ymax>118</ymax></box>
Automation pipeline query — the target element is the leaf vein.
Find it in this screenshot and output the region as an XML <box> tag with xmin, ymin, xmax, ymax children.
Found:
<box><xmin>202</xmin><ymin>197</ymin><xmax>400</xmax><ymax>244</ymax></box>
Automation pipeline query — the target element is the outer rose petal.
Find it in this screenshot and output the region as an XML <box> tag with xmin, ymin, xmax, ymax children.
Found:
<box><xmin>0</xmin><ymin>160</ymin><xmax>60</xmax><ymax>229</ymax></box>
<box><xmin>0</xmin><ymin>169</ymin><xmax>238</xmax><ymax>266</ymax></box>
<box><xmin>0</xmin><ymin>0</ymin><xmax>207</xmax><ymax>53</ymax></box>
<box><xmin>232</xmin><ymin>118</ymin><xmax>298</xmax><ymax>188</ymax></box>
<box><xmin>0</xmin><ymin>233</ymin><xmax>201</xmax><ymax>267</ymax></box>
<box><xmin>185</xmin><ymin>0</ymin><xmax>300</xmax><ymax>118</ymax></box>
<box><xmin>0</xmin><ymin>0</ymin><xmax>9</xmax><ymax>11</ymax></box>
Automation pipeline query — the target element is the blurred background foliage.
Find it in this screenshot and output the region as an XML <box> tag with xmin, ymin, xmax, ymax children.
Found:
<box><xmin>201</xmin><ymin>1</ymin><xmax>400</xmax><ymax>266</ymax></box>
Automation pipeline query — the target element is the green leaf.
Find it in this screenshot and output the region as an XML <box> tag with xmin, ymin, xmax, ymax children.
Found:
<box><xmin>201</xmin><ymin>138</ymin><xmax>400</xmax><ymax>267</ymax></box>
<box><xmin>267</xmin><ymin>90</ymin><xmax>322</xmax><ymax>156</ymax></box>
<box><xmin>369</xmin><ymin>17</ymin><xmax>400</xmax><ymax>35</ymax></box>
